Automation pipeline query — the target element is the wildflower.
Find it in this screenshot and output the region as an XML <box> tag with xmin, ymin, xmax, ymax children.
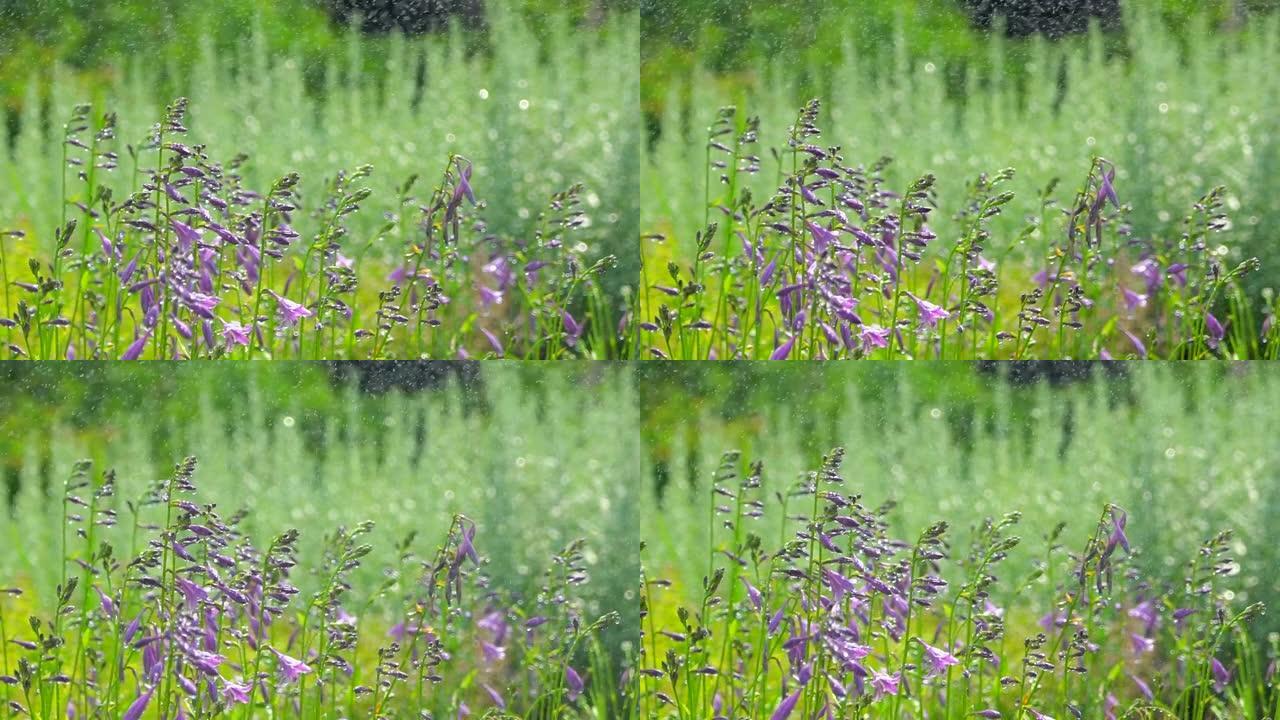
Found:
<box><xmin>1107</xmin><ymin>506</ymin><xmax>1130</xmax><ymax>553</ymax></box>
<box><xmin>760</xmin><ymin>258</ymin><xmax>777</xmax><ymax>286</ymax></box>
<box><xmin>1130</xmin><ymin>672</ymin><xmax>1154</xmax><ymax>700</ymax></box>
<box><xmin>272</xmin><ymin>648</ymin><xmax>313</xmax><ymax>683</ymax></box>
<box><xmin>976</xmin><ymin>711</ymin><xmax>1001</xmax><ymax>719</ymax></box>
<box><xmin>1129</xmin><ymin>633</ymin><xmax>1154</xmax><ymax>654</ymax></box>
<box><xmin>562</xmin><ymin>309</ymin><xmax>584</xmax><ymax>346</ymax></box>
<box><xmin>175</xmin><ymin>576</ymin><xmax>208</xmax><ymax>608</ymax></box>
<box><xmin>1205</xmin><ymin>312</ymin><xmax>1225</xmax><ymax>349</ymax></box>
<box><xmin>919</xmin><ymin>639</ymin><xmax>960</xmax><ymax>676</ymax></box>
<box><xmin>740</xmin><ymin>577</ymin><xmax>763</xmax><ymax>611</ymax></box>
<box><xmin>121</xmin><ymin>685</ymin><xmax>155</xmax><ymax>720</ymax></box>
<box><xmin>270</xmin><ymin>292</ymin><xmax>312</xmax><ymax>326</ymax></box>
<box><xmin>1123</xmin><ymin>330</ymin><xmax>1148</xmax><ymax>358</ymax></box>
<box><xmin>907</xmin><ymin>293</ymin><xmax>950</xmax><ymax>328</ymax></box>
<box><xmin>860</xmin><ymin>325</ymin><xmax>891</xmax><ymax>352</ymax></box>
<box><xmin>770</xmin><ymin>335</ymin><xmax>796</xmax><ymax>361</ymax></box>
<box><xmin>480</xmin><ymin>328</ymin><xmax>504</xmax><ymax>357</ymax></box>
<box><xmin>1121</xmin><ymin>287</ymin><xmax>1147</xmax><ymax>313</ymax></box>
<box><xmin>222</xmin><ymin>679</ymin><xmax>252</xmax><ymax>705</ymax></box>
<box><xmin>121</xmin><ymin>326</ymin><xmax>153</xmax><ymax>360</ymax></box>
<box><xmin>171</xmin><ymin>220</ymin><xmax>201</xmax><ymax>252</ymax></box>
<box><xmin>807</xmin><ymin>221</ymin><xmax>838</xmax><ymax>254</ymax></box>
<box><xmin>483</xmin><ymin>683</ymin><xmax>505</xmax><ymax>709</ymax></box>
<box><xmin>870</xmin><ymin>670</ymin><xmax>900</xmax><ymax>699</ymax></box>
<box><xmin>1211</xmin><ymin>658</ymin><xmax>1232</xmax><ymax>692</ymax></box>
<box><xmin>222</xmin><ymin>321</ymin><xmax>251</xmax><ymax>348</ymax></box>
<box><xmin>94</xmin><ymin>586</ymin><xmax>116</xmax><ymax>618</ymax></box>
<box><xmin>1128</xmin><ymin>257</ymin><xmax>1162</xmax><ymax>294</ymax></box>
<box><xmin>481</xmin><ymin>640</ymin><xmax>505</xmax><ymax>664</ymax></box>
<box><xmin>769</xmin><ymin>688</ymin><xmax>802</xmax><ymax>720</ymax></box>
<box><xmin>565</xmin><ymin>666</ymin><xmax>584</xmax><ymax>701</ymax></box>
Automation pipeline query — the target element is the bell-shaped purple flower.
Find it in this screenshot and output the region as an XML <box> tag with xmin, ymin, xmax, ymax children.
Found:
<box><xmin>272</xmin><ymin>648</ymin><xmax>313</xmax><ymax>683</ymax></box>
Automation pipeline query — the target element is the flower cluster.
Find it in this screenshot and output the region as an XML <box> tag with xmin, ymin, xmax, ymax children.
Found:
<box><xmin>640</xmin><ymin>101</ymin><xmax>1268</xmax><ymax>360</ymax></box>
<box><xmin>639</xmin><ymin>448</ymin><xmax>1274</xmax><ymax>718</ymax></box>
<box><xmin>0</xmin><ymin>99</ymin><xmax>621</xmax><ymax>360</ymax></box>
<box><xmin>0</xmin><ymin>457</ymin><xmax>621</xmax><ymax>719</ymax></box>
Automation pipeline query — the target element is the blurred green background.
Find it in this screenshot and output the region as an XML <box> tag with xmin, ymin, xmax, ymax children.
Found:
<box><xmin>640</xmin><ymin>0</ymin><xmax>1279</xmax><ymax>129</ymax></box>
<box><xmin>0</xmin><ymin>0</ymin><xmax>636</xmax><ymax>111</ymax></box>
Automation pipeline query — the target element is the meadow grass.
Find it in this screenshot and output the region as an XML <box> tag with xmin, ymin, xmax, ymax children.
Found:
<box><xmin>640</xmin><ymin>444</ymin><xmax>1275</xmax><ymax>718</ymax></box>
<box><xmin>641</xmin><ymin>363</ymin><xmax>1280</xmax><ymax>648</ymax></box>
<box><xmin>0</xmin><ymin>5</ymin><xmax>640</xmax><ymax>359</ymax></box>
<box><xmin>642</xmin><ymin>2</ymin><xmax>1280</xmax><ymax>357</ymax></box>
<box><xmin>0</xmin><ymin>364</ymin><xmax>641</xmax><ymax>666</ymax></box>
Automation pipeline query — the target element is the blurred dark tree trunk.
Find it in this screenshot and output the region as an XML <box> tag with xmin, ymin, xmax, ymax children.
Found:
<box><xmin>326</xmin><ymin>0</ymin><xmax>485</xmax><ymax>34</ymax></box>
<box><xmin>962</xmin><ymin>0</ymin><xmax>1123</xmax><ymax>38</ymax></box>
<box><xmin>326</xmin><ymin>361</ymin><xmax>482</xmax><ymax>394</ymax></box>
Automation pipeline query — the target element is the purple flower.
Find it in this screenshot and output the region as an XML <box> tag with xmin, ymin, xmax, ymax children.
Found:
<box><xmin>171</xmin><ymin>220</ymin><xmax>201</xmax><ymax>252</ymax></box>
<box><xmin>222</xmin><ymin>679</ymin><xmax>252</xmax><ymax>705</ymax></box>
<box><xmin>222</xmin><ymin>321</ymin><xmax>251</xmax><ymax>349</ymax></box>
<box><xmin>562</xmin><ymin>310</ymin><xmax>584</xmax><ymax>346</ymax></box>
<box><xmin>1132</xmin><ymin>258</ymin><xmax>1163</xmax><ymax>294</ymax></box>
<box><xmin>1108</xmin><ymin>506</ymin><xmax>1130</xmax><ymax>553</ymax></box>
<box><xmin>481</xmin><ymin>640</ymin><xmax>505</xmax><ymax>664</ymax></box>
<box><xmin>120</xmin><ymin>326</ymin><xmax>153</xmax><ymax>360</ymax></box>
<box><xmin>1123</xmin><ymin>330</ymin><xmax>1148</xmax><ymax>358</ymax></box>
<box><xmin>919</xmin><ymin>640</ymin><xmax>960</xmax><ymax>676</ymax></box>
<box><xmin>770</xmin><ymin>335</ymin><xmax>797</xmax><ymax>361</ymax></box>
<box><xmin>807</xmin><ymin>221</ymin><xmax>838</xmax><ymax>254</ymax></box>
<box><xmin>770</xmin><ymin>688</ymin><xmax>802</xmax><ymax>720</ymax></box>
<box><xmin>760</xmin><ymin>258</ymin><xmax>777</xmax><ymax>286</ymax></box>
<box><xmin>175</xmin><ymin>576</ymin><xmax>208</xmax><ymax>608</ymax></box>
<box><xmin>1121</xmin><ymin>287</ymin><xmax>1147</xmax><ymax>313</ymax></box>
<box><xmin>480</xmin><ymin>328</ymin><xmax>504</xmax><ymax>357</ymax></box>
<box><xmin>454</xmin><ymin>158</ymin><xmax>477</xmax><ymax>206</ymax></box>
<box><xmin>1205</xmin><ymin>312</ymin><xmax>1225</xmax><ymax>349</ymax></box>
<box><xmin>478</xmin><ymin>285</ymin><xmax>503</xmax><ymax>306</ymax></box>
<box><xmin>1130</xmin><ymin>672</ymin><xmax>1154</xmax><ymax>700</ymax></box>
<box><xmin>1211</xmin><ymin>658</ymin><xmax>1232</xmax><ymax>692</ymax></box>
<box><xmin>121</xmin><ymin>685</ymin><xmax>155</xmax><ymax>720</ymax></box>
<box><xmin>859</xmin><ymin>325</ymin><xmax>891</xmax><ymax>352</ymax></box>
<box><xmin>740</xmin><ymin>577</ymin><xmax>763</xmax><ymax>611</ymax></box>
<box><xmin>1167</xmin><ymin>263</ymin><xmax>1188</xmax><ymax>287</ymax></box>
<box><xmin>118</xmin><ymin>249</ymin><xmax>140</xmax><ymax>283</ymax></box>
<box><xmin>870</xmin><ymin>670</ymin><xmax>900</xmax><ymax>699</ymax></box>
<box><xmin>1098</xmin><ymin>166</ymin><xmax>1119</xmax><ymax>208</ymax></box>
<box><xmin>272</xmin><ymin>648</ymin><xmax>313</xmax><ymax>683</ymax></box>
<box><xmin>94</xmin><ymin>586</ymin><xmax>117</xmax><ymax>618</ymax></box>
<box><xmin>976</xmin><ymin>711</ymin><xmax>1001</xmax><ymax>719</ymax></box>
<box><xmin>270</xmin><ymin>292</ymin><xmax>312</xmax><ymax>326</ymax></box>
<box><xmin>907</xmin><ymin>293</ymin><xmax>949</xmax><ymax>329</ymax></box>
<box><xmin>482</xmin><ymin>683</ymin><xmax>505</xmax><ymax>709</ymax></box>
<box><xmin>565</xmin><ymin>666</ymin><xmax>584</xmax><ymax>701</ymax></box>
<box><xmin>1129</xmin><ymin>633</ymin><xmax>1154</xmax><ymax>654</ymax></box>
